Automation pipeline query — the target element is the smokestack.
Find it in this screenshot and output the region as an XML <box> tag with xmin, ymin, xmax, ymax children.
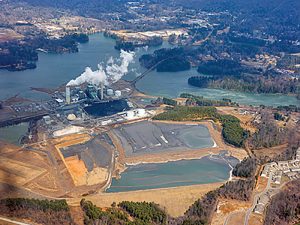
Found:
<box><xmin>100</xmin><ymin>82</ymin><xmax>104</xmax><ymax>100</ymax></box>
<box><xmin>66</xmin><ymin>86</ymin><xmax>71</xmax><ymax>104</ymax></box>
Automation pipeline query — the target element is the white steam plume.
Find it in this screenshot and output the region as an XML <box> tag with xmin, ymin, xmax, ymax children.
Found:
<box><xmin>67</xmin><ymin>50</ymin><xmax>135</xmax><ymax>87</ymax></box>
<box><xmin>106</xmin><ymin>50</ymin><xmax>135</xmax><ymax>83</ymax></box>
<box><xmin>67</xmin><ymin>65</ymin><xmax>107</xmax><ymax>86</ymax></box>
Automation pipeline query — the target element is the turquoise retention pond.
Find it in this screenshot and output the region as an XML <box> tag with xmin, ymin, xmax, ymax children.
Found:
<box><xmin>106</xmin><ymin>157</ymin><xmax>231</xmax><ymax>193</ymax></box>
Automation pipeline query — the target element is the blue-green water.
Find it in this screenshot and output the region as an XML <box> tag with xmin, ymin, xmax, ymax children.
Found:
<box><xmin>0</xmin><ymin>122</ymin><xmax>28</xmax><ymax>145</ymax></box>
<box><xmin>0</xmin><ymin>33</ymin><xmax>299</xmax><ymax>106</ymax></box>
<box><xmin>0</xmin><ymin>33</ymin><xmax>170</xmax><ymax>100</ymax></box>
<box><xmin>135</xmin><ymin>68</ymin><xmax>300</xmax><ymax>107</ymax></box>
<box><xmin>107</xmin><ymin>157</ymin><xmax>230</xmax><ymax>192</ymax></box>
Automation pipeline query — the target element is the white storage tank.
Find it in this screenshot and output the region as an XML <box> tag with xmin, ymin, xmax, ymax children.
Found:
<box><xmin>107</xmin><ymin>89</ymin><xmax>114</xmax><ymax>96</ymax></box>
<box><xmin>115</xmin><ymin>90</ymin><xmax>121</xmax><ymax>97</ymax></box>
<box><xmin>137</xmin><ymin>108</ymin><xmax>146</xmax><ymax>116</ymax></box>
<box><xmin>126</xmin><ymin>110</ymin><xmax>135</xmax><ymax>120</ymax></box>
<box><xmin>67</xmin><ymin>114</ymin><xmax>77</xmax><ymax>121</ymax></box>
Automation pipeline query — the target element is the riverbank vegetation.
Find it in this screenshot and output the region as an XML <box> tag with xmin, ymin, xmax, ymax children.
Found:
<box><xmin>180</xmin><ymin>93</ymin><xmax>238</xmax><ymax>107</ymax></box>
<box><xmin>188</xmin><ymin>74</ymin><xmax>300</xmax><ymax>96</ymax></box>
<box><xmin>114</xmin><ymin>36</ymin><xmax>163</xmax><ymax>51</ymax></box>
<box><xmin>153</xmin><ymin>106</ymin><xmax>248</xmax><ymax>147</ymax></box>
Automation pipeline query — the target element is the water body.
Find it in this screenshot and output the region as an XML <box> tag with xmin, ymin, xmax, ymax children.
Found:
<box><xmin>107</xmin><ymin>157</ymin><xmax>230</xmax><ymax>192</ymax></box>
<box><xmin>0</xmin><ymin>33</ymin><xmax>170</xmax><ymax>100</ymax></box>
<box><xmin>135</xmin><ymin>68</ymin><xmax>300</xmax><ymax>107</ymax></box>
<box><xmin>0</xmin><ymin>122</ymin><xmax>28</xmax><ymax>145</ymax></box>
<box><xmin>0</xmin><ymin>33</ymin><xmax>298</xmax><ymax>106</ymax></box>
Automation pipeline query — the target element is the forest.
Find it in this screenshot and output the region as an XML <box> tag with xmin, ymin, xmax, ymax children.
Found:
<box><xmin>232</xmin><ymin>157</ymin><xmax>257</xmax><ymax>178</ymax></box>
<box><xmin>0</xmin><ymin>198</ymin><xmax>73</xmax><ymax>225</ymax></box>
<box><xmin>180</xmin><ymin>93</ymin><xmax>238</xmax><ymax>107</ymax></box>
<box><xmin>156</xmin><ymin>57</ymin><xmax>191</xmax><ymax>72</ymax></box>
<box><xmin>247</xmin><ymin>111</ymin><xmax>289</xmax><ymax>150</ymax></box>
<box><xmin>139</xmin><ymin>47</ymin><xmax>191</xmax><ymax>72</ymax></box>
<box><xmin>264</xmin><ymin>179</ymin><xmax>300</xmax><ymax>225</ymax></box>
<box><xmin>196</xmin><ymin>59</ymin><xmax>243</xmax><ymax>76</ymax></box>
<box><xmin>0</xmin><ymin>33</ymin><xmax>89</xmax><ymax>71</ymax></box>
<box><xmin>119</xmin><ymin>201</ymin><xmax>167</xmax><ymax>224</ymax></box>
<box><xmin>188</xmin><ymin>74</ymin><xmax>300</xmax><ymax>95</ymax></box>
<box><xmin>153</xmin><ymin>106</ymin><xmax>248</xmax><ymax>147</ymax></box>
<box><xmin>80</xmin><ymin>199</ymin><xmax>167</xmax><ymax>225</ymax></box>
<box><xmin>115</xmin><ymin>36</ymin><xmax>163</xmax><ymax>51</ymax></box>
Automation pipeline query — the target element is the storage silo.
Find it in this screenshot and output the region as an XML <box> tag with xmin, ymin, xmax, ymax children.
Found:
<box><xmin>136</xmin><ymin>108</ymin><xmax>146</xmax><ymax>117</ymax></box>
<box><xmin>107</xmin><ymin>89</ymin><xmax>114</xmax><ymax>96</ymax></box>
<box><xmin>115</xmin><ymin>90</ymin><xmax>121</xmax><ymax>97</ymax></box>
<box><xmin>125</xmin><ymin>111</ymin><xmax>135</xmax><ymax>120</ymax></box>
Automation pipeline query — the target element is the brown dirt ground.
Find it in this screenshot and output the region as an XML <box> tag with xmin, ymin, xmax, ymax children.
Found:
<box><xmin>0</xmin><ymin>156</ymin><xmax>46</xmax><ymax>186</ymax></box>
<box><xmin>217</xmin><ymin>106</ymin><xmax>257</xmax><ymax>134</ymax></box>
<box><xmin>0</xmin><ymin>28</ymin><xmax>23</xmax><ymax>42</ymax></box>
<box><xmin>252</xmin><ymin>144</ymin><xmax>288</xmax><ymax>159</ymax></box>
<box><xmin>249</xmin><ymin>213</ymin><xmax>264</xmax><ymax>225</ymax></box>
<box><xmin>69</xmin><ymin>206</ymin><xmax>85</xmax><ymax>225</ymax></box>
<box><xmin>65</xmin><ymin>156</ymin><xmax>88</xmax><ymax>186</ymax></box>
<box><xmin>212</xmin><ymin>198</ymin><xmax>251</xmax><ymax>225</ymax></box>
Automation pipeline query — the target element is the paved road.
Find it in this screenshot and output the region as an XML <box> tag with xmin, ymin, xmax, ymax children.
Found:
<box><xmin>244</xmin><ymin>173</ymin><xmax>273</xmax><ymax>225</ymax></box>
<box><xmin>0</xmin><ymin>216</ymin><xmax>32</xmax><ymax>225</ymax></box>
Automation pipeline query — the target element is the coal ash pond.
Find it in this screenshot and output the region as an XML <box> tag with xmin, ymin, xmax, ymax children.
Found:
<box><xmin>84</xmin><ymin>99</ymin><xmax>130</xmax><ymax>117</ymax></box>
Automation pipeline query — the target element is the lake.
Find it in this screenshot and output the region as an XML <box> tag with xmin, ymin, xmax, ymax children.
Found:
<box><xmin>0</xmin><ymin>32</ymin><xmax>299</xmax><ymax>107</ymax></box>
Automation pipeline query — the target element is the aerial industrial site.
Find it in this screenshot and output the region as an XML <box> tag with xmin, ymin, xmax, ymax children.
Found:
<box><xmin>0</xmin><ymin>49</ymin><xmax>245</xmax><ymax>201</ymax></box>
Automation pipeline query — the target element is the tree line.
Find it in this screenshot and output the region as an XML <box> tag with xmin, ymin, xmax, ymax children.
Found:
<box><xmin>0</xmin><ymin>33</ymin><xmax>89</xmax><ymax>71</ymax></box>
<box><xmin>0</xmin><ymin>198</ymin><xmax>73</xmax><ymax>225</ymax></box>
<box><xmin>180</xmin><ymin>93</ymin><xmax>238</xmax><ymax>107</ymax></box>
<box><xmin>153</xmin><ymin>106</ymin><xmax>248</xmax><ymax>147</ymax></box>
<box><xmin>139</xmin><ymin>47</ymin><xmax>191</xmax><ymax>72</ymax></box>
<box><xmin>188</xmin><ymin>75</ymin><xmax>300</xmax><ymax>95</ymax></box>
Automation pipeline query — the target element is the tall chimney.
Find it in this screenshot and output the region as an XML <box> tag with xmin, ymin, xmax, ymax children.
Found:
<box><xmin>100</xmin><ymin>82</ymin><xmax>104</xmax><ymax>100</ymax></box>
<box><xmin>66</xmin><ymin>86</ymin><xmax>71</xmax><ymax>104</ymax></box>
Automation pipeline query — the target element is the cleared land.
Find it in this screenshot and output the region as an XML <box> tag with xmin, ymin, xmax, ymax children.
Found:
<box><xmin>55</xmin><ymin>134</ymin><xmax>112</xmax><ymax>187</ymax></box>
<box><xmin>0</xmin><ymin>157</ymin><xmax>46</xmax><ymax>186</ymax></box>
<box><xmin>0</xmin><ymin>28</ymin><xmax>23</xmax><ymax>42</ymax></box>
<box><xmin>217</xmin><ymin>106</ymin><xmax>257</xmax><ymax>134</ymax></box>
